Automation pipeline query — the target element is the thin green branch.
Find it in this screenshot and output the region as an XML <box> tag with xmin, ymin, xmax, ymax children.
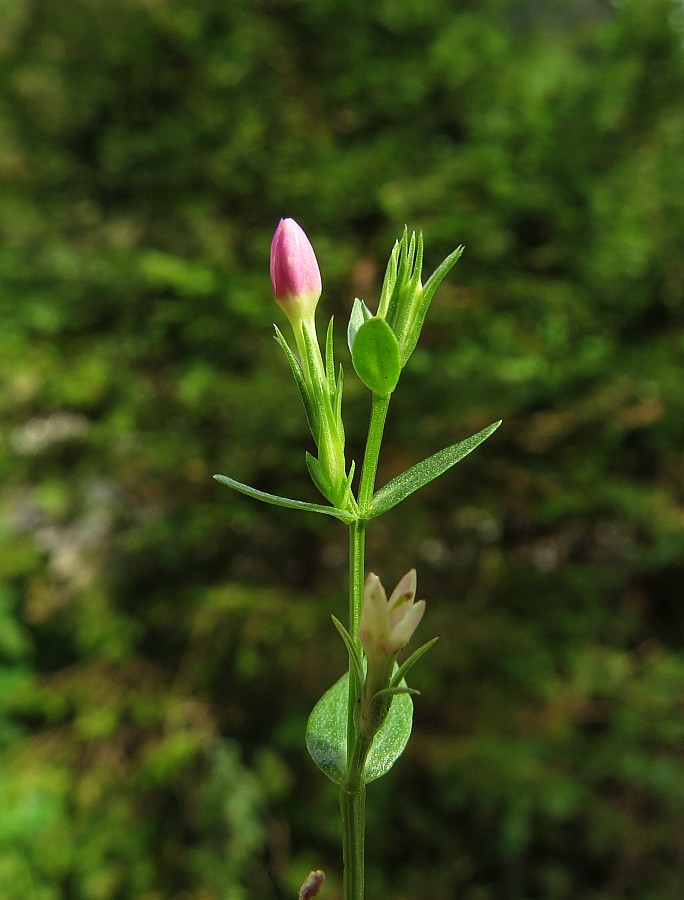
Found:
<box><xmin>358</xmin><ymin>393</ymin><xmax>391</xmax><ymax>516</ymax></box>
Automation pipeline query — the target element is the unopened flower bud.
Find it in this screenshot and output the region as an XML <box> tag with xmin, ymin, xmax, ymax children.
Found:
<box><xmin>359</xmin><ymin>569</ymin><xmax>425</xmax><ymax>658</ymax></box>
<box><xmin>270</xmin><ymin>218</ymin><xmax>322</xmax><ymax>324</ymax></box>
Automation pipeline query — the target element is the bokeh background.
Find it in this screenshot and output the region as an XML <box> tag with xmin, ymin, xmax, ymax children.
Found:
<box><xmin>1</xmin><ymin>0</ymin><xmax>683</xmax><ymax>897</ymax></box>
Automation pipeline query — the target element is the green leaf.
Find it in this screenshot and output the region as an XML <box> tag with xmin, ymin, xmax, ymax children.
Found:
<box><xmin>369</xmin><ymin>420</ymin><xmax>502</xmax><ymax>519</ymax></box>
<box><xmin>347</xmin><ymin>297</ymin><xmax>373</xmax><ymax>354</ymax></box>
<box><xmin>305</xmin><ymin>671</ymin><xmax>413</xmax><ymax>784</ymax></box>
<box><xmin>351</xmin><ymin>317</ymin><xmax>401</xmax><ymax>396</ymax></box>
<box><xmin>213</xmin><ymin>474</ymin><xmax>355</xmax><ymax>522</ymax></box>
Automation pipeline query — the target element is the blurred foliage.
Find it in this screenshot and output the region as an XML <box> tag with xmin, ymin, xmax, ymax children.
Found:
<box><xmin>1</xmin><ymin>0</ymin><xmax>683</xmax><ymax>897</ymax></box>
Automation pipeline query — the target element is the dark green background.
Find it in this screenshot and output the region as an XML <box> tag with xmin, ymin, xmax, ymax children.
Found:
<box><xmin>1</xmin><ymin>0</ymin><xmax>683</xmax><ymax>897</ymax></box>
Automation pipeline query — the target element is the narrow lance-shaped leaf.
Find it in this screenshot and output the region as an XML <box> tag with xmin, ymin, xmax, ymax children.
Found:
<box><xmin>369</xmin><ymin>420</ymin><xmax>502</xmax><ymax>519</ymax></box>
<box><xmin>213</xmin><ymin>474</ymin><xmax>355</xmax><ymax>522</ymax></box>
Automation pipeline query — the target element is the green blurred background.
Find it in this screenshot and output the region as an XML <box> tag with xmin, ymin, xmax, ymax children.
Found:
<box><xmin>1</xmin><ymin>0</ymin><xmax>683</xmax><ymax>897</ymax></box>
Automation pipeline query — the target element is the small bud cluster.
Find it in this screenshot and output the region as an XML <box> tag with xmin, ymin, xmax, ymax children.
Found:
<box><xmin>348</xmin><ymin>228</ymin><xmax>464</xmax><ymax>395</ymax></box>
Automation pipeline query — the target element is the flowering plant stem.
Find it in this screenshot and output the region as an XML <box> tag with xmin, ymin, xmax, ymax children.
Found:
<box><xmin>216</xmin><ymin>220</ymin><xmax>500</xmax><ymax>899</ymax></box>
<box><xmin>342</xmin><ymin>393</ymin><xmax>391</xmax><ymax>899</ymax></box>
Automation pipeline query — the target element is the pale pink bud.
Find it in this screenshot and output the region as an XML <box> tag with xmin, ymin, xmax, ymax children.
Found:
<box><xmin>270</xmin><ymin>218</ymin><xmax>322</xmax><ymax>323</ymax></box>
<box><xmin>298</xmin><ymin>870</ymin><xmax>325</xmax><ymax>900</ymax></box>
<box><xmin>359</xmin><ymin>569</ymin><xmax>425</xmax><ymax>657</ymax></box>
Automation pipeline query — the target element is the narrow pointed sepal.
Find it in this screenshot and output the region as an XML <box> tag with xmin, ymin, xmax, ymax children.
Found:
<box><xmin>391</xmin><ymin>636</ymin><xmax>439</xmax><ymax>689</ymax></box>
<box><xmin>331</xmin><ymin>615</ymin><xmax>364</xmax><ymax>694</ymax></box>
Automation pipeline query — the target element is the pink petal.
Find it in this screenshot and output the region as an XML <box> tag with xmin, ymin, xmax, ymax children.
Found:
<box><xmin>388</xmin><ymin>599</ymin><xmax>425</xmax><ymax>652</ymax></box>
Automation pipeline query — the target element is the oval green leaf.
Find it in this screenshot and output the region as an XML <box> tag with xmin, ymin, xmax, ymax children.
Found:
<box><xmin>351</xmin><ymin>317</ymin><xmax>401</xmax><ymax>396</ymax></box>
<box><xmin>305</xmin><ymin>671</ymin><xmax>413</xmax><ymax>784</ymax></box>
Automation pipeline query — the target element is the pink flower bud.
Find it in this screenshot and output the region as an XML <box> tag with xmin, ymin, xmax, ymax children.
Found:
<box><xmin>270</xmin><ymin>218</ymin><xmax>322</xmax><ymax>323</ymax></box>
<box><xmin>359</xmin><ymin>569</ymin><xmax>425</xmax><ymax>658</ymax></box>
<box><xmin>298</xmin><ymin>870</ymin><xmax>325</xmax><ymax>900</ymax></box>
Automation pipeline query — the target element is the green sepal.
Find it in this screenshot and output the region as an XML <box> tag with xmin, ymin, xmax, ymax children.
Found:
<box><xmin>376</xmin><ymin>238</ymin><xmax>401</xmax><ymax>321</ymax></box>
<box><xmin>423</xmin><ymin>244</ymin><xmax>465</xmax><ymax>306</ymax></box>
<box><xmin>305</xmin><ymin>452</ymin><xmax>332</xmax><ymax>502</ymax></box>
<box><xmin>333</xmin><ymin>364</ymin><xmax>344</xmax><ymax>423</ymax></box>
<box><xmin>372</xmin><ymin>685</ymin><xmax>421</xmax><ymax>701</ymax></box>
<box><xmin>300</xmin><ymin>322</ymin><xmax>325</xmax><ymax>415</ymax></box>
<box><xmin>305</xmin><ymin>670</ymin><xmax>413</xmax><ymax>784</ymax></box>
<box><xmin>347</xmin><ymin>297</ymin><xmax>373</xmax><ymax>354</ymax></box>
<box><xmin>401</xmin><ymin>244</ymin><xmax>464</xmax><ymax>366</ymax></box>
<box><xmin>324</xmin><ymin>316</ymin><xmax>336</xmax><ymax>395</ymax></box>
<box><xmin>351</xmin><ymin>317</ymin><xmax>401</xmax><ymax>396</ymax></box>
<box><xmin>213</xmin><ymin>474</ymin><xmax>355</xmax><ymax>522</ymax></box>
<box><xmin>391</xmin><ymin>636</ymin><xmax>438</xmax><ymax>689</ymax></box>
<box><xmin>274</xmin><ymin>325</ymin><xmax>316</xmax><ymax>437</ymax></box>
<box><xmin>384</xmin><ymin>228</ymin><xmax>416</xmax><ymax>334</ymax></box>
<box><xmin>330</xmin><ymin>615</ymin><xmax>364</xmax><ymax>694</ymax></box>
<box><xmin>340</xmin><ymin>460</ymin><xmax>359</xmax><ymax>516</ymax></box>
<box><xmin>390</xmin><ymin>231</ymin><xmax>424</xmax><ymax>354</ymax></box>
<box><xmin>369</xmin><ymin>420</ymin><xmax>502</xmax><ymax>519</ymax></box>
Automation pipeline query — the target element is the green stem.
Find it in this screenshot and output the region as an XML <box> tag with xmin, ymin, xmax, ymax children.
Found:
<box><xmin>348</xmin><ymin>520</ymin><xmax>365</xmax><ymax>650</ymax></box>
<box><xmin>347</xmin><ymin>521</ymin><xmax>365</xmax><ymax>771</ymax></box>
<box><xmin>344</xmin><ymin>520</ymin><xmax>365</xmax><ymax>900</ymax></box>
<box><xmin>340</xmin><ymin>392</ymin><xmax>392</xmax><ymax>900</ymax></box>
<box><xmin>358</xmin><ymin>393</ymin><xmax>391</xmax><ymax>516</ymax></box>
<box><xmin>340</xmin><ymin>779</ymin><xmax>366</xmax><ymax>900</ymax></box>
